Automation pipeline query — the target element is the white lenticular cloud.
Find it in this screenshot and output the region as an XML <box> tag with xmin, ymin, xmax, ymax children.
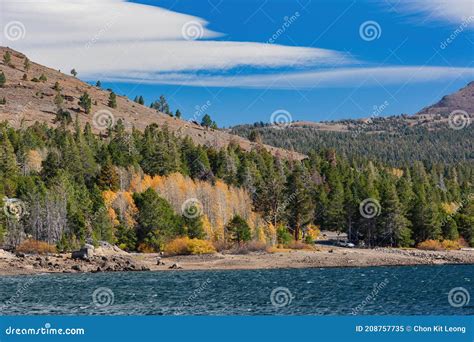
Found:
<box><xmin>0</xmin><ymin>0</ymin><xmax>349</xmax><ymax>76</ymax></box>
<box><xmin>26</xmin><ymin>41</ymin><xmax>348</xmax><ymax>76</ymax></box>
<box><xmin>1</xmin><ymin>0</ymin><xmax>218</xmax><ymax>44</ymax></box>
<box><xmin>104</xmin><ymin>66</ymin><xmax>474</xmax><ymax>89</ymax></box>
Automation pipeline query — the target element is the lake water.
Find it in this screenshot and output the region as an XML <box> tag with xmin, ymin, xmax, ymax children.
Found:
<box><xmin>0</xmin><ymin>265</ymin><xmax>472</xmax><ymax>315</ymax></box>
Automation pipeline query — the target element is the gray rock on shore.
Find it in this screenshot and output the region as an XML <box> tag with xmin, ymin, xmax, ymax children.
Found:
<box><xmin>71</xmin><ymin>244</ymin><xmax>94</xmax><ymax>260</ymax></box>
<box><xmin>169</xmin><ymin>263</ymin><xmax>183</xmax><ymax>269</ymax></box>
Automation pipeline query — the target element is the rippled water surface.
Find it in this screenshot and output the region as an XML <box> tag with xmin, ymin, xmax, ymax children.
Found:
<box><xmin>0</xmin><ymin>265</ymin><xmax>472</xmax><ymax>315</ymax></box>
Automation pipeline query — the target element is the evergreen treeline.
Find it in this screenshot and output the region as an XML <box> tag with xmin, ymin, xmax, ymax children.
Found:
<box><xmin>0</xmin><ymin>119</ymin><xmax>473</xmax><ymax>252</ymax></box>
<box><xmin>231</xmin><ymin>123</ymin><xmax>474</xmax><ymax>166</ymax></box>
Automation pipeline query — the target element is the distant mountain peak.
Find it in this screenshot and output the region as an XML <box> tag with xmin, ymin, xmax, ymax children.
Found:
<box><xmin>416</xmin><ymin>81</ymin><xmax>474</xmax><ymax>117</ymax></box>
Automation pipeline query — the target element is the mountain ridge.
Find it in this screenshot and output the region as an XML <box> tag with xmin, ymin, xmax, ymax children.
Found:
<box><xmin>231</xmin><ymin>81</ymin><xmax>473</xmax><ymax>133</ymax></box>
<box><xmin>229</xmin><ymin>82</ymin><xmax>473</xmax><ymax>165</ymax></box>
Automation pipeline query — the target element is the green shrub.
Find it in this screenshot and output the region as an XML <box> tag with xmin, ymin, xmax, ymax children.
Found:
<box><xmin>277</xmin><ymin>225</ymin><xmax>293</xmax><ymax>245</ymax></box>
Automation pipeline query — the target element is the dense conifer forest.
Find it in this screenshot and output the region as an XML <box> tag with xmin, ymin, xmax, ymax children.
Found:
<box><xmin>230</xmin><ymin>122</ymin><xmax>474</xmax><ymax>166</ymax></box>
<box><xmin>1</xmin><ymin>118</ymin><xmax>472</xmax><ymax>252</ymax></box>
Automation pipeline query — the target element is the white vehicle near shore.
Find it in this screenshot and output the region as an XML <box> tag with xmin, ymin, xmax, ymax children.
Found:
<box><xmin>336</xmin><ymin>241</ymin><xmax>355</xmax><ymax>248</ymax></box>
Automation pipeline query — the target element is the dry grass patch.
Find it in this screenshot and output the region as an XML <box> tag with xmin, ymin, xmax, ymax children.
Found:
<box><xmin>165</xmin><ymin>237</ymin><xmax>216</xmax><ymax>256</ymax></box>
<box><xmin>417</xmin><ymin>239</ymin><xmax>462</xmax><ymax>251</ymax></box>
<box><xmin>16</xmin><ymin>240</ymin><xmax>56</xmax><ymax>255</ymax></box>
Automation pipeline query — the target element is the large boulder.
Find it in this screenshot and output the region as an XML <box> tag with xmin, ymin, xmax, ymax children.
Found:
<box><xmin>71</xmin><ymin>244</ymin><xmax>94</xmax><ymax>260</ymax></box>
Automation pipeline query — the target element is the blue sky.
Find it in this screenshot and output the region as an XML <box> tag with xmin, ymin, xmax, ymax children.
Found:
<box><xmin>2</xmin><ymin>0</ymin><xmax>473</xmax><ymax>126</ymax></box>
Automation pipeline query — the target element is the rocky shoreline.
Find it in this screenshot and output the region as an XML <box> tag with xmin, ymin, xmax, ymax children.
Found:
<box><xmin>1</xmin><ymin>244</ymin><xmax>473</xmax><ymax>276</ymax></box>
<box><xmin>0</xmin><ymin>248</ymin><xmax>151</xmax><ymax>276</ymax></box>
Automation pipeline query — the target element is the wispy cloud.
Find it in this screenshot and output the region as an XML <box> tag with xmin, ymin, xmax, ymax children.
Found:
<box><xmin>29</xmin><ymin>41</ymin><xmax>348</xmax><ymax>75</ymax></box>
<box><xmin>103</xmin><ymin>66</ymin><xmax>474</xmax><ymax>89</ymax></box>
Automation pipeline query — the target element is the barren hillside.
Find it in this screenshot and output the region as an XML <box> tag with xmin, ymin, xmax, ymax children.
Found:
<box><xmin>0</xmin><ymin>47</ymin><xmax>305</xmax><ymax>161</ymax></box>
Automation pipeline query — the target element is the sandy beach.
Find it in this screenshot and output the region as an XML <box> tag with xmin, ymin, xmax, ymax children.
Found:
<box><xmin>1</xmin><ymin>245</ymin><xmax>473</xmax><ymax>276</ymax></box>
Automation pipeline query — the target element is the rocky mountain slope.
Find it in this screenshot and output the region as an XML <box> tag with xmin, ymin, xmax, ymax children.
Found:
<box><xmin>416</xmin><ymin>81</ymin><xmax>474</xmax><ymax>117</ymax></box>
<box><xmin>235</xmin><ymin>82</ymin><xmax>474</xmax><ymax>133</ymax></box>
<box><xmin>0</xmin><ymin>47</ymin><xmax>305</xmax><ymax>160</ymax></box>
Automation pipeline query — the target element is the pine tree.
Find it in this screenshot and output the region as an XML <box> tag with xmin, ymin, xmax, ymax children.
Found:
<box><xmin>183</xmin><ymin>215</ymin><xmax>205</xmax><ymax>239</ymax></box>
<box><xmin>151</xmin><ymin>95</ymin><xmax>170</xmax><ymax>114</ymax></box>
<box><xmin>442</xmin><ymin>218</ymin><xmax>459</xmax><ymax>241</ymax></box>
<box><xmin>54</xmin><ymin>91</ymin><xmax>64</xmax><ymax>109</ymax></box>
<box><xmin>133</xmin><ymin>188</ymin><xmax>184</xmax><ymax>250</ymax></box>
<box><xmin>53</xmin><ymin>81</ymin><xmax>61</xmax><ymax>91</ymax></box>
<box><xmin>0</xmin><ymin>129</ymin><xmax>19</xmax><ymax>177</ymax></box>
<box><xmin>201</xmin><ymin>114</ymin><xmax>213</xmax><ymax>128</ymax></box>
<box><xmin>378</xmin><ymin>179</ymin><xmax>412</xmax><ymax>246</ymax></box>
<box><xmin>3</xmin><ymin>51</ymin><xmax>12</xmax><ymax>66</ymax></box>
<box><xmin>0</xmin><ymin>72</ymin><xmax>6</xmax><ymax>88</ymax></box>
<box><xmin>411</xmin><ymin>184</ymin><xmax>442</xmax><ymax>243</ymax></box>
<box><xmin>325</xmin><ymin>176</ymin><xmax>345</xmax><ymax>232</ymax></box>
<box><xmin>225</xmin><ymin>215</ymin><xmax>251</xmax><ymax>244</ymax></box>
<box><xmin>286</xmin><ymin>164</ymin><xmax>314</xmax><ymax>240</ymax></box>
<box><xmin>40</xmin><ymin>150</ymin><xmax>62</xmax><ymax>185</ymax></box>
<box><xmin>160</xmin><ymin>95</ymin><xmax>170</xmax><ymax>114</ymax></box>
<box><xmin>89</xmin><ymin>184</ymin><xmax>114</xmax><ymax>242</ymax></box>
<box><xmin>397</xmin><ymin>168</ymin><xmax>415</xmax><ymax>216</ymax></box>
<box><xmin>23</xmin><ymin>58</ymin><xmax>30</xmax><ymax>72</ymax></box>
<box><xmin>79</xmin><ymin>92</ymin><xmax>92</xmax><ymax>113</ymax></box>
<box><xmin>97</xmin><ymin>156</ymin><xmax>119</xmax><ymax>191</ymax></box>
<box><xmin>108</xmin><ymin>91</ymin><xmax>117</xmax><ymax>108</ymax></box>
